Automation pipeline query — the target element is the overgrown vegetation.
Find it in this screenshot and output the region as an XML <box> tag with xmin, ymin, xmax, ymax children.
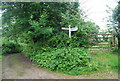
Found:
<box><xmin>2</xmin><ymin>2</ymin><xmax>99</xmax><ymax>49</ymax></box>
<box><xmin>2</xmin><ymin>37</ymin><xmax>21</xmax><ymax>54</ymax></box>
<box><xmin>2</xmin><ymin>42</ymin><xmax>21</xmax><ymax>54</ymax></box>
<box><xmin>1</xmin><ymin>2</ymin><xmax>118</xmax><ymax>75</ymax></box>
<box><xmin>24</xmin><ymin>47</ymin><xmax>92</xmax><ymax>75</ymax></box>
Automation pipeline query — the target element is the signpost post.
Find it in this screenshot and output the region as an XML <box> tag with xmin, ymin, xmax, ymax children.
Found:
<box><xmin>62</xmin><ymin>25</ymin><xmax>78</xmax><ymax>38</ymax></box>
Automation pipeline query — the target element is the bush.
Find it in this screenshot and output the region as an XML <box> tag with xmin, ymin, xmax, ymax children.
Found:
<box><xmin>24</xmin><ymin>45</ymin><xmax>119</xmax><ymax>75</ymax></box>
<box><xmin>2</xmin><ymin>42</ymin><xmax>21</xmax><ymax>54</ymax></box>
<box><xmin>24</xmin><ymin>47</ymin><xmax>91</xmax><ymax>75</ymax></box>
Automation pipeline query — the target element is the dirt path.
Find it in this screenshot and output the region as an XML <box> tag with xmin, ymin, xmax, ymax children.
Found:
<box><xmin>2</xmin><ymin>54</ymin><xmax>118</xmax><ymax>79</ymax></box>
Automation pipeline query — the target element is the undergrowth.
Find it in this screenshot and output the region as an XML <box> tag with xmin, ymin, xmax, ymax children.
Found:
<box><xmin>22</xmin><ymin>43</ymin><xmax>118</xmax><ymax>75</ymax></box>
<box><xmin>23</xmin><ymin>47</ymin><xmax>93</xmax><ymax>75</ymax></box>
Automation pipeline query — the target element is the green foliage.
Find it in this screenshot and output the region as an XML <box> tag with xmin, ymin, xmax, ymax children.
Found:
<box><xmin>113</xmin><ymin>1</ymin><xmax>120</xmax><ymax>23</ymax></box>
<box><xmin>2</xmin><ymin>2</ymin><xmax>99</xmax><ymax>48</ymax></box>
<box><xmin>112</xmin><ymin>1</ymin><xmax>120</xmax><ymax>47</ymax></box>
<box><xmin>2</xmin><ymin>41</ymin><xmax>21</xmax><ymax>54</ymax></box>
<box><xmin>1</xmin><ymin>2</ymin><xmax>101</xmax><ymax>75</ymax></box>
<box><xmin>24</xmin><ymin>47</ymin><xmax>92</xmax><ymax>75</ymax></box>
<box><xmin>23</xmin><ymin>46</ymin><xmax>118</xmax><ymax>75</ymax></box>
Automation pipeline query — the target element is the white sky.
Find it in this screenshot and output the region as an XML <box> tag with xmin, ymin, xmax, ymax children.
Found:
<box><xmin>79</xmin><ymin>0</ymin><xmax>118</xmax><ymax>30</ymax></box>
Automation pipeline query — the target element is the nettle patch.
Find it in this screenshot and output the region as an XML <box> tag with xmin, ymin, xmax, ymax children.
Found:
<box><xmin>27</xmin><ymin>47</ymin><xmax>93</xmax><ymax>75</ymax></box>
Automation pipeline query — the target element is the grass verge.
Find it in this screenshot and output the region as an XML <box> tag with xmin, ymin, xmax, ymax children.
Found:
<box><xmin>90</xmin><ymin>50</ymin><xmax>118</xmax><ymax>73</ymax></box>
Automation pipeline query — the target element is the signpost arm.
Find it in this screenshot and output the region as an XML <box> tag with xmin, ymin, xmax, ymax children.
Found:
<box><xmin>62</xmin><ymin>25</ymin><xmax>78</xmax><ymax>38</ymax></box>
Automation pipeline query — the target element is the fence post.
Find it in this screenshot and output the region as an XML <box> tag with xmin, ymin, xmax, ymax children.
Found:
<box><xmin>112</xmin><ymin>32</ymin><xmax>114</xmax><ymax>47</ymax></box>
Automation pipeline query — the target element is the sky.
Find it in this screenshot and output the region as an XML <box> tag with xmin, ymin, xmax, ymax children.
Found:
<box><xmin>79</xmin><ymin>0</ymin><xmax>118</xmax><ymax>30</ymax></box>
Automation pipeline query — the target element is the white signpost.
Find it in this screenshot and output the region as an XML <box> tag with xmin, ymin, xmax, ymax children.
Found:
<box><xmin>62</xmin><ymin>25</ymin><xmax>78</xmax><ymax>38</ymax></box>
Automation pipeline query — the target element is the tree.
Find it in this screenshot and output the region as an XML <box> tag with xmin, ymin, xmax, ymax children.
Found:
<box><xmin>2</xmin><ymin>2</ymin><xmax>99</xmax><ymax>50</ymax></box>
<box><xmin>2</xmin><ymin>2</ymin><xmax>71</xmax><ymax>43</ymax></box>
<box><xmin>112</xmin><ymin>1</ymin><xmax>120</xmax><ymax>48</ymax></box>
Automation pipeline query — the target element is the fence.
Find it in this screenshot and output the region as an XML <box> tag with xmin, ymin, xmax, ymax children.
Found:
<box><xmin>89</xmin><ymin>33</ymin><xmax>118</xmax><ymax>51</ymax></box>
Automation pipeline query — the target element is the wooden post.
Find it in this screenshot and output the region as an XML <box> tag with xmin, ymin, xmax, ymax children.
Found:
<box><xmin>69</xmin><ymin>25</ymin><xmax>71</xmax><ymax>38</ymax></box>
<box><xmin>112</xmin><ymin>31</ymin><xmax>115</xmax><ymax>47</ymax></box>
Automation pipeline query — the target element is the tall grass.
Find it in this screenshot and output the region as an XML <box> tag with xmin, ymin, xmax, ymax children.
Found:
<box><xmin>90</xmin><ymin>50</ymin><xmax>118</xmax><ymax>73</ymax></box>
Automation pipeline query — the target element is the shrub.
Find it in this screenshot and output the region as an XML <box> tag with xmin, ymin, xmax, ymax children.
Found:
<box><xmin>2</xmin><ymin>42</ymin><xmax>21</xmax><ymax>54</ymax></box>
<box><xmin>25</xmin><ymin>47</ymin><xmax>91</xmax><ymax>75</ymax></box>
